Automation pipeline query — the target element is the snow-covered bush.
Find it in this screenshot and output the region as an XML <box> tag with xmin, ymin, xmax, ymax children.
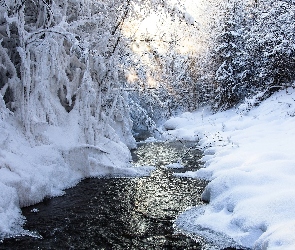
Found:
<box><xmin>0</xmin><ymin>0</ymin><xmax>136</xmax><ymax>147</ymax></box>
<box><xmin>0</xmin><ymin>0</ymin><xmax>140</xmax><ymax>240</ymax></box>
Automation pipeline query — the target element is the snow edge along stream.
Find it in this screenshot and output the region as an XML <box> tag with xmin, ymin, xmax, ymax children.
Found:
<box><xmin>0</xmin><ymin>110</ymin><xmax>154</xmax><ymax>241</ymax></box>
<box><xmin>162</xmin><ymin>88</ymin><xmax>295</xmax><ymax>250</ymax></box>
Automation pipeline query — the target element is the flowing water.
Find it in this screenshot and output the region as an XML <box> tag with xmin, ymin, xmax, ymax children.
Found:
<box><xmin>0</xmin><ymin>140</ymin><xmax>235</xmax><ymax>249</ymax></box>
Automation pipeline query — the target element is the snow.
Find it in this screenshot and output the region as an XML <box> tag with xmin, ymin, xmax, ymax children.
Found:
<box><xmin>0</xmin><ymin>110</ymin><xmax>153</xmax><ymax>240</ymax></box>
<box><xmin>184</xmin><ymin>12</ymin><xmax>195</xmax><ymax>25</ymax></box>
<box><xmin>165</xmin><ymin>162</ymin><xmax>184</xmax><ymax>169</ymax></box>
<box><xmin>1</xmin><ymin>86</ymin><xmax>295</xmax><ymax>248</ymax></box>
<box><xmin>143</xmin><ymin>136</ymin><xmax>159</xmax><ymax>143</ymax></box>
<box><xmin>161</xmin><ymin>88</ymin><xmax>295</xmax><ymax>249</ymax></box>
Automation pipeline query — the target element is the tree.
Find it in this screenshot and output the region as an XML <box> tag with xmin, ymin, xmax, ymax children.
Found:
<box><xmin>246</xmin><ymin>0</ymin><xmax>295</xmax><ymax>100</ymax></box>
<box><xmin>123</xmin><ymin>0</ymin><xmax>212</xmax><ymax>130</ymax></box>
<box><xmin>0</xmin><ymin>0</ymin><xmax>138</xmax><ymax>147</ymax></box>
<box><xmin>200</xmin><ymin>0</ymin><xmax>295</xmax><ymax>111</ymax></box>
<box><xmin>208</xmin><ymin>0</ymin><xmax>251</xmax><ymax>110</ymax></box>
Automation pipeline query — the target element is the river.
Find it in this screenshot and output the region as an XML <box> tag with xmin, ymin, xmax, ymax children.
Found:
<box><xmin>0</xmin><ymin>140</ymin><xmax>239</xmax><ymax>249</ymax></box>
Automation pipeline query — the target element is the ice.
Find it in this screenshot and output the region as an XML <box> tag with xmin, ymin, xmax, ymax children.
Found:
<box><xmin>162</xmin><ymin>88</ymin><xmax>295</xmax><ymax>249</ymax></box>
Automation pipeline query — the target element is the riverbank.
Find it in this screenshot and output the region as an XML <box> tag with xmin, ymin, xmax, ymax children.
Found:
<box><xmin>161</xmin><ymin>88</ymin><xmax>295</xmax><ymax>249</ymax></box>
<box><xmin>1</xmin><ymin>141</ymin><xmax>210</xmax><ymax>249</ymax></box>
<box><xmin>0</xmin><ymin>111</ymin><xmax>152</xmax><ymax>240</ymax></box>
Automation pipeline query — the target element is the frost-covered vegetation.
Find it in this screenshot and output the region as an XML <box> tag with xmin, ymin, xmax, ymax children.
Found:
<box><xmin>0</xmin><ymin>0</ymin><xmax>202</xmax><ymax>239</ymax></box>
<box><xmin>1</xmin><ymin>0</ymin><xmax>294</xmax><ymax>136</ymax></box>
<box><xmin>0</xmin><ymin>0</ymin><xmax>158</xmax><ymax>239</ymax></box>
<box><xmin>125</xmin><ymin>0</ymin><xmax>295</xmax><ymax>129</ymax></box>
<box><xmin>207</xmin><ymin>0</ymin><xmax>295</xmax><ymax>111</ymax></box>
<box><xmin>0</xmin><ymin>0</ymin><xmax>137</xmax><ymax>147</ymax></box>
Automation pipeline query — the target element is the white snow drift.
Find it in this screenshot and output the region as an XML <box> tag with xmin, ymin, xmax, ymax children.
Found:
<box><xmin>0</xmin><ymin>109</ymin><xmax>153</xmax><ymax>240</ymax></box>
<box><xmin>162</xmin><ymin>88</ymin><xmax>295</xmax><ymax>250</ymax></box>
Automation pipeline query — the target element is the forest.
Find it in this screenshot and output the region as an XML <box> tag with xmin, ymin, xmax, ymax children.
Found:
<box><xmin>1</xmin><ymin>0</ymin><xmax>294</xmax><ymax>136</ymax></box>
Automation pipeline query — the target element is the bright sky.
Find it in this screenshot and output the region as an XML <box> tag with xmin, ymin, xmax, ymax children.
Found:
<box><xmin>123</xmin><ymin>0</ymin><xmax>207</xmax><ymax>52</ymax></box>
<box><xmin>122</xmin><ymin>0</ymin><xmax>211</xmax><ymax>85</ymax></box>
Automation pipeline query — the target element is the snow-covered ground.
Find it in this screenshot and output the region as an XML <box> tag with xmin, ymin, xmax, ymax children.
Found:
<box><xmin>0</xmin><ymin>110</ymin><xmax>153</xmax><ymax>241</ymax></box>
<box><xmin>162</xmin><ymin>88</ymin><xmax>295</xmax><ymax>250</ymax></box>
<box><xmin>1</xmin><ymin>87</ymin><xmax>294</xmax><ymax>249</ymax></box>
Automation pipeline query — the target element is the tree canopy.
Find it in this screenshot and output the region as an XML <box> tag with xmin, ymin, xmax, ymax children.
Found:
<box><xmin>0</xmin><ymin>0</ymin><xmax>294</xmax><ymax>139</ymax></box>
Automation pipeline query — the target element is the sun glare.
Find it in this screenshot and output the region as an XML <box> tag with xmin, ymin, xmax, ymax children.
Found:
<box><xmin>126</xmin><ymin>68</ymin><xmax>138</xmax><ymax>83</ymax></box>
<box><xmin>147</xmin><ymin>74</ymin><xmax>158</xmax><ymax>89</ymax></box>
<box><xmin>123</xmin><ymin>0</ymin><xmax>207</xmax><ymax>54</ymax></box>
<box><xmin>122</xmin><ymin>0</ymin><xmax>209</xmax><ymax>84</ymax></box>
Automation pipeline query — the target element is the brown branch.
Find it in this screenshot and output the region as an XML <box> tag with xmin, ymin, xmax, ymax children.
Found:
<box><xmin>111</xmin><ymin>0</ymin><xmax>131</xmax><ymax>36</ymax></box>
<box><xmin>109</xmin><ymin>0</ymin><xmax>131</xmax><ymax>55</ymax></box>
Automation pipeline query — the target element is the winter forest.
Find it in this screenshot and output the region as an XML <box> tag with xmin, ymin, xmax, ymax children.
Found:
<box><xmin>2</xmin><ymin>0</ymin><xmax>294</xmax><ymax>139</ymax></box>
<box><xmin>1</xmin><ymin>0</ymin><xmax>295</xmax><ymax>249</ymax></box>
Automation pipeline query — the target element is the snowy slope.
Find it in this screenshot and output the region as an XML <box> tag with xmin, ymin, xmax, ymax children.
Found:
<box><xmin>0</xmin><ymin>110</ymin><xmax>152</xmax><ymax>240</ymax></box>
<box><xmin>162</xmin><ymin>88</ymin><xmax>295</xmax><ymax>249</ymax></box>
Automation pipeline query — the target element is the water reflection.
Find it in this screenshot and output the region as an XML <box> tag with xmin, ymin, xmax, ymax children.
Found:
<box><xmin>0</xmin><ymin>141</ymin><xmax>210</xmax><ymax>249</ymax></box>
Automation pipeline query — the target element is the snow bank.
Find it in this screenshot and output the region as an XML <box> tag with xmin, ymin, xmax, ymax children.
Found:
<box><xmin>162</xmin><ymin>88</ymin><xmax>295</xmax><ymax>249</ymax></box>
<box><xmin>0</xmin><ymin>111</ymin><xmax>152</xmax><ymax>240</ymax></box>
<box><xmin>165</xmin><ymin>162</ymin><xmax>184</xmax><ymax>169</ymax></box>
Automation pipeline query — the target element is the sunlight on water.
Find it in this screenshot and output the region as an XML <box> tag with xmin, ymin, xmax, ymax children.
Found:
<box><xmin>0</xmin><ymin>141</ymin><xmax>220</xmax><ymax>249</ymax></box>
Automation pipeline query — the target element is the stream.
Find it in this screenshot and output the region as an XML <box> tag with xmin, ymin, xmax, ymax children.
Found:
<box><xmin>0</xmin><ymin>140</ymin><xmax>237</xmax><ymax>249</ymax></box>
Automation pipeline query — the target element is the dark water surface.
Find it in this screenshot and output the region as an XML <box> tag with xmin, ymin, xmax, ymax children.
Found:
<box><xmin>0</xmin><ymin>141</ymin><xmax>216</xmax><ymax>250</ymax></box>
